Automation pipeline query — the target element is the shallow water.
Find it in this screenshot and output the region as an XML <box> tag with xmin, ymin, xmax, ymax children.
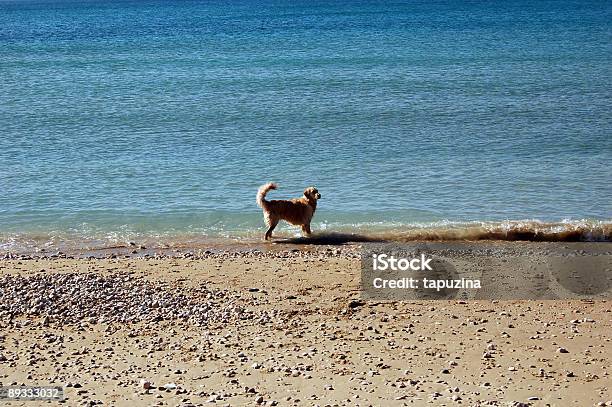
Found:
<box><xmin>1</xmin><ymin>0</ymin><xmax>611</xmax><ymax>249</ymax></box>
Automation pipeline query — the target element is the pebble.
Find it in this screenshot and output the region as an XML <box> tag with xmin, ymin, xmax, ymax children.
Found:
<box><xmin>0</xmin><ymin>272</ymin><xmax>280</xmax><ymax>327</ymax></box>
<box><xmin>2</xmin><ymin>246</ymin><xmax>361</xmax><ymax>261</ymax></box>
<box><xmin>348</xmin><ymin>299</ymin><xmax>365</xmax><ymax>309</ymax></box>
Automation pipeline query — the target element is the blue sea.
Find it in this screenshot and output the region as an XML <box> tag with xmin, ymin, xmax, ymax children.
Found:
<box><xmin>1</xmin><ymin>0</ymin><xmax>611</xmax><ymax>251</ymax></box>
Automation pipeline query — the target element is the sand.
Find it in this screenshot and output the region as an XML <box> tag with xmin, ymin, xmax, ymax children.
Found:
<box><xmin>0</xmin><ymin>241</ymin><xmax>611</xmax><ymax>406</ymax></box>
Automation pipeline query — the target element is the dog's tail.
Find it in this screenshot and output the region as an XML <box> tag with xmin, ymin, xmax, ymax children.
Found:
<box><xmin>256</xmin><ymin>182</ymin><xmax>278</xmax><ymax>208</ymax></box>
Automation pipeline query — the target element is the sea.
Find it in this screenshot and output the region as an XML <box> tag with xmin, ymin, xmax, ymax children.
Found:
<box><xmin>1</xmin><ymin>0</ymin><xmax>611</xmax><ymax>252</ymax></box>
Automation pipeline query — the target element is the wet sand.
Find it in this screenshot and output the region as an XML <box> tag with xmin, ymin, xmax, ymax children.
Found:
<box><xmin>0</xmin><ymin>242</ymin><xmax>611</xmax><ymax>406</ymax></box>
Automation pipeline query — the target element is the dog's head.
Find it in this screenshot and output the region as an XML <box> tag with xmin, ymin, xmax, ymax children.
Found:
<box><xmin>304</xmin><ymin>186</ymin><xmax>321</xmax><ymax>201</ymax></box>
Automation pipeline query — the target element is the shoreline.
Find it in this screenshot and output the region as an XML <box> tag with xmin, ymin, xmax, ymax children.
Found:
<box><xmin>1</xmin><ymin>219</ymin><xmax>610</xmax><ymax>256</ymax></box>
<box><xmin>2</xmin><ymin>238</ymin><xmax>611</xmax><ymax>259</ymax></box>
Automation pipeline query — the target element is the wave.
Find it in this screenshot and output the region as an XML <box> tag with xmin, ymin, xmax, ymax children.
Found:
<box><xmin>281</xmin><ymin>220</ymin><xmax>612</xmax><ymax>244</ymax></box>
<box><xmin>0</xmin><ymin>219</ymin><xmax>610</xmax><ymax>254</ymax></box>
<box><xmin>368</xmin><ymin>220</ymin><xmax>610</xmax><ymax>242</ymax></box>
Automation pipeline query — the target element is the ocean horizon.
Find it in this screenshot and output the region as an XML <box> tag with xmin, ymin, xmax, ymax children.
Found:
<box><xmin>1</xmin><ymin>0</ymin><xmax>611</xmax><ymax>251</ymax></box>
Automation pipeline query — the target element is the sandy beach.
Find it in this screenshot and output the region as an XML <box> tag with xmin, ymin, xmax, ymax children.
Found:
<box><xmin>0</xmin><ymin>241</ymin><xmax>610</xmax><ymax>406</ymax></box>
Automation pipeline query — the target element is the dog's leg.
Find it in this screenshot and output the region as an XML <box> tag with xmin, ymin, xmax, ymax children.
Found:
<box><xmin>303</xmin><ymin>224</ymin><xmax>312</xmax><ymax>235</ymax></box>
<box><xmin>265</xmin><ymin>218</ymin><xmax>279</xmax><ymax>240</ymax></box>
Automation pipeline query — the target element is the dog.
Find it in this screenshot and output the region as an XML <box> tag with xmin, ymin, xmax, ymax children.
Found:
<box><xmin>256</xmin><ymin>182</ymin><xmax>321</xmax><ymax>240</ymax></box>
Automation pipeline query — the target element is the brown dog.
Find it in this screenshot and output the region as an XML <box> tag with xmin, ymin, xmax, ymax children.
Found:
<box><xmin>256</xmin><ymin>182</ymin><xmax>321</xmax><ymax>240</ymax></box>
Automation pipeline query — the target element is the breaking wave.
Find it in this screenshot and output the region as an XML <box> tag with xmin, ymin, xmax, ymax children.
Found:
<box><xmin>1</xmin><ymin>219</ymin><xmax>610</xmax><ymax>254</ymax></box>
<box><xmin>356</xmin><ymin>219</ymin><xmax>611</xmax><ymax>242</ymax></box>
<box><xmin>277</xmin><ymin>219</ymin><xmax>611</xmax><ymax>244</ymax></box>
